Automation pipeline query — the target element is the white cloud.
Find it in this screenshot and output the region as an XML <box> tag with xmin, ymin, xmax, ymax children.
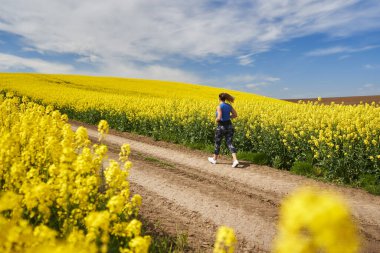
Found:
<box><xmin>227</xmin><ymin>74</ymin><xmax>280</xmax><ymax>84</ymax></box>
<box><xmin>1</xmin><ymin>0</ymin><xmax>380</xmax><ymax>65</ymax></box>
<box><xmin>357</xmin><ymin>83</ymin><xmax>380</xmax><ymax>95</ymax></box>
<box><xmin>262</xmin><ymin>76</ymin><xmax>281</xmax><ymax>82</ymax></box>
<box><xmin>0</xmin><ymin>53</ymin><xmax>74</xmax><ymax>73</ymax></box>
<box><xmin>224</xmin><ymin>74</ymin><xmax>280</xmax><ymax>90</ymax></box>
<box><xmin>22</xmin><ymin>47</ymin><xmax>45</xmax><ymax>55</ymax></box>
<box><xmin>306</xmin><ymin>46</ymin><xmax>349</xmax><ymax>56</ymax></box>
<box><xmin>306</xmin><ymin>45</ymin><xmax>379</xmax><ymax>56</ymax></box>
<box><xmin>237</xmin><ymin>54</ymin><xmax>255</xmax><ymax>66</ymax></box>
<box><xmin>245</xmin><ymin>82</ymin><xmax>269</xmax><ymax>89</ymax></box>
<box><xmin>338</xmin><ymin>55</ymin><xmax>351</xmax><ymax>60</ymax></box>
<box><xmin>226</xmin><ymin>74</ymin><xmax>257</xmax><ymax>83</ymax></box>
<box><xmin>283</xmin><ymin>87</ymin><xmax>289</xmax><ymax>91</ymax></box>
<box><xmin>76</xmin><ymin>54</ymin><xmax>100</xmax><ymax>63</ymax></box>
<box><xmin>98</xmin><ymin>61</ymin><xmax>202</xmax><ymax>84</ymax></box>
<box><xmin>364</xmin><ymin>64</ymin><xmax>380</xmax><ymax>69</ymax></box>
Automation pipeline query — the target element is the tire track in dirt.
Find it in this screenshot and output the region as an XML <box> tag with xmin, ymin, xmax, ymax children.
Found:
<box><xmin>130</xmin><ymin>182</ymin><xmax>218</xmax><ymax>252</ymax></box>
<box><xmin>71</xmin><ymin>121</ymin><xmax>380</xmax><ymax>253</ymax></box>
<box><xmin>106</xmin><ymin>150</ymin><xmax>275</xmax><ymax>252</ymax></box>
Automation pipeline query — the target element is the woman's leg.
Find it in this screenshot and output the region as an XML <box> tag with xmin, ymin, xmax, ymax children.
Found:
<box><xmin>213</xmin><ymin>125</ymin><xmax>224</xmax><ymax>160</ymax></box>
<box><xmin>225</xmin><ymin>125</ymin><xmax>237</xmax><ymax>161</ymax></box>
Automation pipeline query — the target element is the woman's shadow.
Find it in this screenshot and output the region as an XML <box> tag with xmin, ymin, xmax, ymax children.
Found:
<box><xmin>218</xmin><ymin>161</ymin><xmax>250</xmax><ymax>168</ymax></box>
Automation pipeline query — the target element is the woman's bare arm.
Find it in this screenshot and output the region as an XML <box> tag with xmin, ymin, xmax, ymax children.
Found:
<box><xmin>216</xmin><ymin>106</ymin><xmax>222</xmax><ymax>122</ymax></box>
<box><xmin>231</xmin><ymin>107</ymin><xmax>238</xmax><ymax>119</ymax></box>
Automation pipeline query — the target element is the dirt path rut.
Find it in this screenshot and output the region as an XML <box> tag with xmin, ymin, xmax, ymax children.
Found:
<box><xmin>71</xmin><ymin>121</ymin><xmax>380</xmax><ymax>252</ymax></box>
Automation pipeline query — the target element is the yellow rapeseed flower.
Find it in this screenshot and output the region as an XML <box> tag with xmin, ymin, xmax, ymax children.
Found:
<box><xmin>213</xmin><ymin>226</ymin><xmax>237</xmax><ymax>253</ymax></box>
<box><xmin>98</xmin><ymin>120</ymin><xmax>109</xmax><ymax>141</ymax></box>
<box><xmin>0</xmin><ymin>97</ymin><xmax>149</xmax><ymax>252</ymax></box>
<box><xmin>273</xmin><ymin>187</ymin><xmax>359</xmax><ymax>253</ymax></box>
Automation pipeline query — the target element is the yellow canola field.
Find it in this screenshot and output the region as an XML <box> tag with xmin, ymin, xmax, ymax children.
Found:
<box><xmin>1</xmin><ymin>73</ymin><xmax>380</xmax><ymax>187</ymax></box>
<box><xmin>0</xmin><ymin>93</ymin><xmax>360</xmax><ymax>253</ymax></box>
<box><xmin>0</xmin><ymin>94</ymin><xmax>150</xmax><ymax>253</ymax></box>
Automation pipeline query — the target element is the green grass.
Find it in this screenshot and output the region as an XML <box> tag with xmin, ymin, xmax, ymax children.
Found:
<box><xmin>141</xmin><ymin>218</ymin><xmax>191</xmax><ymax>253</ymax></box>
<box><xmin>359</xmin><ymin>174</ymin><xmax>380</xmax><ymax>195</ymax></box>
<box><xmin>290</xmin><ymin>161</ymin><xmax>314</xmax><ymax>176</ymax></box>
<box><xmin>238</xmin><ymin>151</ymin><xmax>270</xmax><ymax>165</ymax></box>
<box><xmin>136</xmin><ymin>153</ymin><xmax>175</xmax><ymax>169</ymax></box>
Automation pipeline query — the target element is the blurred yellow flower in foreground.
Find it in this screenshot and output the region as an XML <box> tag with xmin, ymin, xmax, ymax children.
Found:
<box><xmin>273</xmin><ymin>187</ymin><xmax>359</xmax><ymax>253</ymax></box>
<box><xmin>213</xmin><ymin>226</ymin><xmax>237</xmax><ymax>253</ymax></box>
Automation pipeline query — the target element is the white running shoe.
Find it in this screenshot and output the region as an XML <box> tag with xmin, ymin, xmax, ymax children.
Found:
<box><xmin>232</xmin><ymin>160</ymin><xmax>239</xmax><ymax>168</ymax></box>
<box><xmin>208</xmin><ymin>157</ymin><xmax>217</xmax><ymax>164</ymax></box>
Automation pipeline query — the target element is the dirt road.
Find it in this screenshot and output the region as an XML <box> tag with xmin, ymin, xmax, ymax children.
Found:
<box><xmin>71</xmin><ymin>121</ymin><xmax>380</xmax><ymax>252</ymax></box>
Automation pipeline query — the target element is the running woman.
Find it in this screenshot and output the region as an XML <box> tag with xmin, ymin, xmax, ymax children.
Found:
<box><xmin>208</xmin><ymin>93</ymin><xmax>239</xmax><ymax>168</ymax></box>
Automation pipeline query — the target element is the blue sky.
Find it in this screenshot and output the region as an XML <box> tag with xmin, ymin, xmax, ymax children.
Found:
<box><xmin>0</xmin><ymin>0</ymin><xmax>380</xmax><ymax>99</ymax></box>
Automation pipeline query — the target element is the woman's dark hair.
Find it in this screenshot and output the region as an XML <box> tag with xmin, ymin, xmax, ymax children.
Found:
<box><xmin>219</xmin><ymin>93</ymin><xmax>235</xmax><ymax>103</ymax></box>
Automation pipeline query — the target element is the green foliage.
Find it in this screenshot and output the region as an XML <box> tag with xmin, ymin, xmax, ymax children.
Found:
<box><xmin>359</xmin><ymin>174</ymin><xmax>380</xmax><ymax>195</ymax></box>
<box><xmin>272</xmin><ymin>155</ymin><xmax>283</xmax><ymax>169</ymax></box>
<box><xmin>239</xmin><ymin>152</ymin><xmax>269</xmax><ymax>165</ymax></box>
<box><xmin>290</xmin><ymin>161</ymin><xmax>314</xmax><ymax>176</ymax></box>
